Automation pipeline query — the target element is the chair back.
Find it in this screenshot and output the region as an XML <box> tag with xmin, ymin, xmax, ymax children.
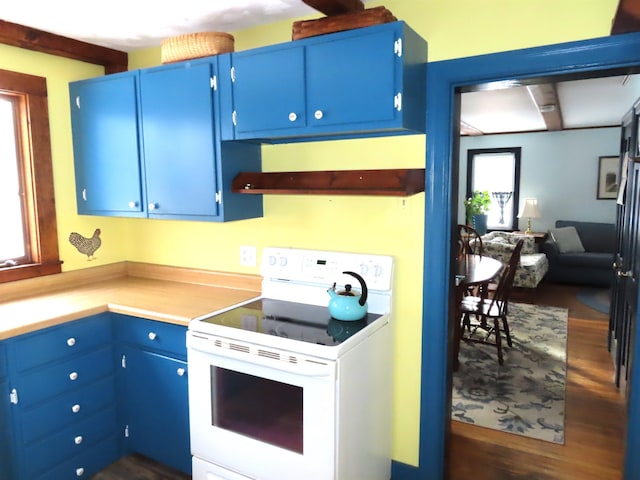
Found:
<box><xmin>488</xmin><ymin>239</ymin><xmax>524</xmax><ymax>315</ymax></box>
<box><xmin>457</xmin><ymin>224</ymin><xmax>483</xmax><ymax>257</ymax></box>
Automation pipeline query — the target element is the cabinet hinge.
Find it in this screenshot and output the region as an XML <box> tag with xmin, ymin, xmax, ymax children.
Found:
<box><xmin>75</xmin><ymin>96</ymin><xmax>81</xmax><ymax>109</ymax></box>
<box><xmin>215</xmin><ymin>191</ymin><xmax>222</xmax><ymax>204</ymax></box>
<box><xmin>9</xmin><ymin>388</ymin><xmax>18</xmax><ymax>405</ymax></box>
<box><xmin>121</xmin><ymin>354</ymin><xmax>126</xmax><ymax>369</ymax></box>
<box><xmin>232</xmin><ymin>110</ymin><xmax>237</xmax><ymax>127</ymax></box>
<box><xmin>230</xmin><ymin>66</ymin><xmax>236</xmax><ymax>83</ymax></box>
<box><xmin>394</xmin><ymin>38</ymin><xmax>403</xmax><ymax>57</ymax></box>
<box><xmin>394</xmin><ymin>92</ymin><xmax>402</xmax><ymax>112</ymax></box>
<box><xmin>124</xmin><ymin>424</ymin><xmax>129</xmax><ymax>438</ymax></box>
<box><xmin>82</xmin><ymin>188</ymin><xmax>87</xmax><ymax>201</ymax></box>
<box><xmin>211</xmin><ymin>75</ymin><xmax>217</xmax><ymax>90</ymax></box>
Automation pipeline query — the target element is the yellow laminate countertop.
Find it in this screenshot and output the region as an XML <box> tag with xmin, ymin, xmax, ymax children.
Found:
<box><xmin>0</xmin><ymin>261</ymin><xmax>262</xmax><ymax>340</ymax></box>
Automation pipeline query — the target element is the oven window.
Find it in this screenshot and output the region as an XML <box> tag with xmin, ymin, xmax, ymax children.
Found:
<box><xmin>211</xmin><ymin>366</ymin><xmax>304</xmax><ymax>453</ymax></box>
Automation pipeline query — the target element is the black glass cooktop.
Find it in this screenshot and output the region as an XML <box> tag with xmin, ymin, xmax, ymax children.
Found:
<box><xmin>199</xmin><ymin>298</ymin><xmax>382</xmax><ymax>346</ymax></box>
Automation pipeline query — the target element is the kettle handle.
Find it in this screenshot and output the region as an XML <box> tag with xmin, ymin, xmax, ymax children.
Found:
<box><xmin>343</xmin><ymin>271</ymin><xmax>368</xmax><ymax>307</ymax></box>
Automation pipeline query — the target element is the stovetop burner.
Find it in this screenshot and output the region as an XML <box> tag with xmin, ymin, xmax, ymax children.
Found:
<box><xmin>198</xmin><ymin>298</ymin><xmax>382</xmax><ymax>346</ymax></box>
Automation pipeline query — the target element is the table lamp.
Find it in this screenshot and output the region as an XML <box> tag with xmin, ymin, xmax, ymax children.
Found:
<box><xmin>517</xmin><ymin>198</ymin><xmax>541</xmax><ymax>234</ymax></box>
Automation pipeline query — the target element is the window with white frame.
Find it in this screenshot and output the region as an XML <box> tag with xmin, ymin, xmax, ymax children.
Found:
<box><xmin>466</xmin><ymin>147</ymin><xmax>521</xmax><ymax>231</ymax></box>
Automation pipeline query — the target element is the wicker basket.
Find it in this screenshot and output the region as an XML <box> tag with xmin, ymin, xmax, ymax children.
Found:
<box><xmin>161</xmin><ymin>32</ymin><xmax>235</xmax><ymax>64</ymax></box>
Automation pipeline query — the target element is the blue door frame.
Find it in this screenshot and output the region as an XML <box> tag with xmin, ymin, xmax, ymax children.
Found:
<box><xmin>392</xmin><ymin>31</ymin><xmax>640</xmax><ymax>480</ymax></box>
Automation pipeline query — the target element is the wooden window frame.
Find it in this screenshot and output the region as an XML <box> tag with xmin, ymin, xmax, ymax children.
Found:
<box><xmin>0</xmin><ymin>68</ymin><xmax>62</xmax><ymax>283</ymax></box>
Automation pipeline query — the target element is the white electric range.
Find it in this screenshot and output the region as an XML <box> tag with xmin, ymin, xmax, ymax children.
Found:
<box><xmin>187</xmin><ymin>247</ymin><xmax>394</xmax><ymax>480</ymax></box>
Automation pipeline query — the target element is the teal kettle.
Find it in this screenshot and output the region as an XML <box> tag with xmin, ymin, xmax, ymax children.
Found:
<box><xmin>327</xmin><ymin>271</ymin><xmax>368</xmax><ymax>321</ymax></box>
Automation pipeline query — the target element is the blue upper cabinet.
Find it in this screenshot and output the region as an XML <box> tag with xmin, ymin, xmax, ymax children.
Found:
<box><xmin>225</xmin><ymin>21</ymin><xmax>427</xmax><ymax>143</ymax></box>
<box><xmin>69</xmin><ymin>72</ymin><xmax>146</xmax><ymax>217</ymax></box>
<box><xmin>69</xmin><ymin>58</ymin><xmax>262</xmax><ymax>222</ymax></box>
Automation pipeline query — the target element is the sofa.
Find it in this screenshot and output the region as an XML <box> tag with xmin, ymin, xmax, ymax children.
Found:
<box><xmin>480</xmin><ymin>231</ymin><xmax>549</xmax><ymax>289</ymax></box>
<box><xmin>541</xmin><ymin>220</ymin><xmax>615</xmax><ymax>288</ymax></box>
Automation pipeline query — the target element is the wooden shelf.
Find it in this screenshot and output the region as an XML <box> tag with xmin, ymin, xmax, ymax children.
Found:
<box><xmin>231</xmin><ymin>168</ymin><xmax>425</xmax><ymax>196</ymax></box>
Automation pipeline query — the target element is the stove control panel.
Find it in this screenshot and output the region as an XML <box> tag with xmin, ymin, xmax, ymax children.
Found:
<box><xmin>261</xmin><ymin>247</ymin><xmax>394</xmax><ymax>292</ymax></box>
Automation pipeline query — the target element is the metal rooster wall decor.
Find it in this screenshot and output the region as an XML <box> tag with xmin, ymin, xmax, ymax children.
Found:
<box><xmin>69</xmin><ymin>228</ymin><xmax>102</xmax><ymax>260</ymax></box>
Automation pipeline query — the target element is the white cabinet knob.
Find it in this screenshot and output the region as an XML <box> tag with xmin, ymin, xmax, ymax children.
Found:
<box><xmin>148</xmin><ymin>203</ymin><xmax>158</xmax><ymax>211</ymax></box>
<box><xmin>177</xmin><ymin>367</ymin><xmax>185</xmax><ymax>376</ymax></box>
<box><xmin>128</xmin><ymin>201</ymin><xmax>138</xmax><ymax>208</ymax></box>
<box><xmin>76</xmin><ymin>467</ymin><xmax>85</xmax><ymax>477</ymax></box>
<box><xmin>69</xmin><ymin>371</ymin><xmax>78</xmax><ymax>381</ymax></box>
<box><xmin>74</xmin><ymin>435</ymin><xmax>83</xmax><ymax>445</ymax></box>
<box><xmin>314</xmin><ymin>110</ymin><xmax>324</xmax><ymax>120</ymax></box>
<box><xmin>288</xmin><ymin>112</ymin><xmax>297</xmax><ymax>121</ymax></box>
<box><xmin>148</xmin><ymin>332</ymin><xmax>157</xmax><ymax>341</ymax></box>
<box><xmin>72</xmin><ymin>404</ymin><xmax>81</xmax><ymax>413</ymax></box>
<box><xmin>67</xmin><ymin>337</ymin><xmax>76</xmax><ymax>347</ymax></box>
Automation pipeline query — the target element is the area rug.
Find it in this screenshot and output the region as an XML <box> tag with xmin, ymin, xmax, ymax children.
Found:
<box><xmin>576</xmin><ymin>287</ymin><xmax>610</xmax><ymax>315</ymax></box>
<box><xmin>451</xmin><ymin>302</ymin><xmax>568</xmax><ymax>444</ymax></box>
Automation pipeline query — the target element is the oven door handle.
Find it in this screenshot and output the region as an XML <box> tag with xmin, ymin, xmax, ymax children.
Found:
<box><xmin>188</xmin><ymin>335</ymin><xmax>335</xmax><ymax>378</ymax></box>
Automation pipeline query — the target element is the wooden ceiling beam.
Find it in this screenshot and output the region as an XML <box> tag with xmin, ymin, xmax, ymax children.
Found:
<box><xmin>302</xmin><ymin>0</ymin><xmax>364</xmax><ymax>16</ymax></box>
<box><xmin>0</xmin><ymin>19</ymin><xmax>127</xmax><ymax>74</ymax></box>
<box><xmin>526</xmin><ymin>83</ymin><xmax>564</xmax><ymax>131</ymax></box>
<box><xmin>611</xmin><ymin>0</ymin><xmax>640</xmax><ymax>34</ymax></box>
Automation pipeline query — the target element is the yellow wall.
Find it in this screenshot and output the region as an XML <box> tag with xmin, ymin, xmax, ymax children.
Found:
<box><xmin>1</xmin><ymin>0</ymin><xmax>619</xmax><ymax>466</ymax></box>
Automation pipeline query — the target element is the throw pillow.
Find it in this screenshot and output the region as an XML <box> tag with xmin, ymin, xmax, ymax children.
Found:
<box><xmin>549</xmin><ymin>226</ymin><xmax>586</xmax><ymax>253</ymax></box>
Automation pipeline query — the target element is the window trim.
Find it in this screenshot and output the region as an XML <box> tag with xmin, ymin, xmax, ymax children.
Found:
<box><xmin>466</xmin><ymin>147</ymin><xmax>522</xmax><ymax>231</ymax></box>
<box><xmin>0</xmin><ymin>68</ymin><xmax>61</xmax><ymax>283</ymax></box>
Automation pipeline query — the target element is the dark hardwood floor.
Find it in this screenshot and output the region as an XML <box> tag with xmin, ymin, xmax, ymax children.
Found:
<box><xmin>92</xmin><ymin>283</ymin><xmax>624</xmax><ymax>480</ymax></box>
<box><xmin>449</xmin><ymin>282</ymin><xmax>625</xmax><ymax>480</ymax></box>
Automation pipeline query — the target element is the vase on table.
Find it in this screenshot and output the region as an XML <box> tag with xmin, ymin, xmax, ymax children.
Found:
<box><xmin>471</xmin><ymin>214</ymin><xmax>487</xmax><ymax>235</ymax></box>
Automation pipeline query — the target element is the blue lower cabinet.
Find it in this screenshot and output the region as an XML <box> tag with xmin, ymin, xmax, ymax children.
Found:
<box><xmin>120</xmin><ymin>345</ymin><xmax>191</xmax><ymax>474</ymax></box>
<box><xmin>3</xmin><ymin>313</ymin><xmax>192</xmax><ymax>479</ymax></box>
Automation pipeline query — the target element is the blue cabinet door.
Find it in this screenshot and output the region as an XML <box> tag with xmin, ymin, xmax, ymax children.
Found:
<box><xmin>140</xmin><ymin>62</ymin><xmax>219</xmax><ymax>219</ymax></box>
<box><xmin>231</xmin><ymin>45</ymin><xmax>306</xmax><ymax>136</ymax></box>
<box><xmin>306</xmin><ymin>26</ymin><xmax>398</xmax><ymax>129</ymax></box>
<box><xmin>122</xmin><ymin>346</ymin><xmax>191</xmax><ymax>474</ymax></box>
<box><xmin>69</xmin><ymin>72</ymin><xmax>145</xmax><ymax>216</ymax></box>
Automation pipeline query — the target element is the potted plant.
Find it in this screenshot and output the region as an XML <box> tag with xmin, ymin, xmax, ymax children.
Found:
<box><xmin>464</xmin><ymin>190</ymin><xmax>491</xmax><ymax>234</ymax></box>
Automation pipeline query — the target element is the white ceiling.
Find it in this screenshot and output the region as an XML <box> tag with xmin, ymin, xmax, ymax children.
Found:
<box><xmin>461</xmin><ymin>74</ymin><xmax>640</xmax><ymax>135</ymax></box>
<box><xmin>0</xmin><ymin>0</ymin><xmax>352</xmax><ymax>52</ymax></box>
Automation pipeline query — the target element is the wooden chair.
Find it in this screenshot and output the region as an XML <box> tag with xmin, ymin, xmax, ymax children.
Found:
<box><xmin>458</xmin><ymin>239</ymin><xmax>524</xmax><ymax>365</ymax></box>
<box><xmin>456</xmin><ymin>224</ymin><xmax>483</xmax><ymax>257</ymax></box>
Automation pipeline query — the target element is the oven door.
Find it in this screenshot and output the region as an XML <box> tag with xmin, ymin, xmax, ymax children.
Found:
<box><xmin>187</xmin><ymin>331</ymin><xmax>337</xmax><ymax>480</ymax></box>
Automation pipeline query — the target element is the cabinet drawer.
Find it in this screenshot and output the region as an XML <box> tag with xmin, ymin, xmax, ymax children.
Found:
<box><xmin>118</xmin><ymin>316</ymin><xmax>187</xmax><ymax>357</ymax></box>
<box><xmin>25</xmin><ymin>407</ymin><xmax>117</xmax><ymax>479</ymax></box>
<box><xmin>20</xmin><ymin>375</ymin><xmax>116</xmax><ymax>444</ymax></box>
<box><xmin>34</xmin><ymin>434</ymin><xmax>119</xmax><ymax>480</ymax></box>
<box><xmin>11</xmin><ymin>313</ymin><xmax>112</xmax><ymax>372</ymax></box>
<box><xmin>16</xmin><ymin>346</ymin><xmax>114</xmax><ymax>408</ymax></box>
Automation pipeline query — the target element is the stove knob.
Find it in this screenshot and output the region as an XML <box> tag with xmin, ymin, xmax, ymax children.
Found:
<box><xmin>279</xmin><ymin>257</ymin><xmax>287</xmax><ymax>267</ymax></box>
<box><xmin>359</xmin><ymin>264</ymin><xmax>369</xmax><ymax>276</ymax></box>
<box><xmin>268</xmin><ymin>255</ymin><xmax>277</xmax><ymax>266</ymax></box>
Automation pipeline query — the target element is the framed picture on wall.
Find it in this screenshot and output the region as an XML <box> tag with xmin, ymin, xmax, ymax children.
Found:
<box><xmin>597</xmin><ymin>155</ymin><xmax>619</xmax><ymax>200</ymax></box>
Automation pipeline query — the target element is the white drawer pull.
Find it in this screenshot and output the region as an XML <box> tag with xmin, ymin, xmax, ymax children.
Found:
<box><xmin>76</xmin><ymin>467</ymin><xmax>85</xmax><ymax>476</ymax></box>
<box><xmin>148</xmin><ymin>332</ymin><xmax>157</xmax><ymax>341</ymax></box>
<box><xmin>177</xmin><ymin>368</ymin><xmax>185</xmax><ymax>376</ymax></box>
<box><xmin>72</xmin><ymin>404</ymin><xmax>81</xmax><ymax>413</ymax></box>
<box><xmin>74</xmin><ymin>435</ymin><xmax>83</xmax><ymax>445</ymax></box>
<box><xmin>314</xmin><ymin>110</ymin><xmax>324</xmax><ymax>120</ymax></box>
<box><xmin>288</xmin><ymin>112</ymin><xmax>297</xmax><ymax>121</ymax></box>
<box><xmin>67</xmin><ymin>337</ymin><xmax>76</xmax><ymax>347</ymax></box>
<box><xmin>69</xmin><ymin>372</ymin><xmax>79</xmax><ymax>381</ymax></box>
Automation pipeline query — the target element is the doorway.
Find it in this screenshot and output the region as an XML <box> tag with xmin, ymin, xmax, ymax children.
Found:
<box><xmin>402</xmin><ymin>32</ymin><xmax>640</xmax><ymax>480</ymax></box>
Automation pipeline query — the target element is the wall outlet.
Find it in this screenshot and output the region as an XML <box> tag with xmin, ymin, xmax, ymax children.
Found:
<box><xmin>239</xmin><ymin>245</ymin><xmax>257</xmax><ymax>267</ymax></box>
